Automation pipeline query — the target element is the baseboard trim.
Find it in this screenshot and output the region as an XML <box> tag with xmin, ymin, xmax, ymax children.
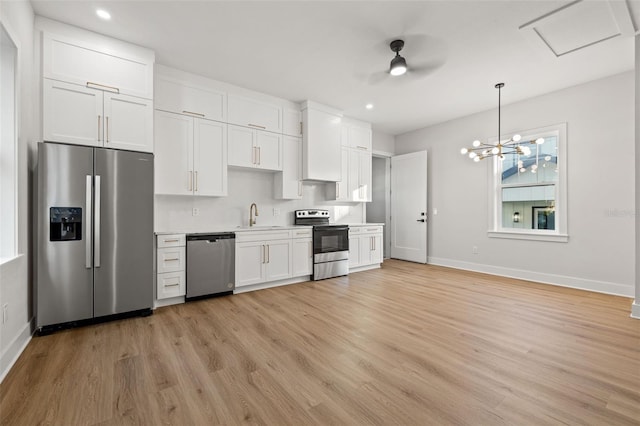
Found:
<box><xmin>427</xmin><ymin>257</ymin><xmax>634</xmax><ymax>298</ymax></box>
<box><xmin>234</xmin><ymin>276</ymin><xmax>310</xmax><ymax>294</ymax></box>
<box><xmin>631</xmin><ymin>301</ymin><xmax>640</xmax><ymax>319</ymax></box>
<box><xmin>0</xmin><ymin>319</ymin><xmax>33</xmax><ymax>384</ymax></box>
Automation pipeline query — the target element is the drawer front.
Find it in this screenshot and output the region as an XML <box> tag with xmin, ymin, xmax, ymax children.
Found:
<box><xmin>235</xmin><ymin>230</ymin><xmax>292</xmax><ymax>243</ymax></box>
<box><xmin>361</xmin><ymin>225</ymin><xmax>383</xmax><ymax>235</ymax></box>
<box><xmin>349</xmin><ymin>226</ymin><xmax>362</xmax><ymax>236</ymax></box>
<box><xmin>157</xmin><ymin>271</ymin><xmax>185</xmax><ymax>299</ymax></box>
<box><xmin>157</xmin><ymin>247</ymin><xmax>185</xmax><ymax>273</ymax></box>
<box><xmin>292</xmin><ymin>228</ymin><xmax>312</xmax><ymax>238</ymax></box>
<box><xmin>157</xmin><ymin>234</ymin><xmax>186</xmax><ymax>248</ymax></box>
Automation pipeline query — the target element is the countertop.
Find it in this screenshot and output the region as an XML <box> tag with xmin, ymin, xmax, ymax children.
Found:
<box><xmin>155</xmin><ymin>223</ymin><xmax>384</xmax><ymax>236</ymax></box>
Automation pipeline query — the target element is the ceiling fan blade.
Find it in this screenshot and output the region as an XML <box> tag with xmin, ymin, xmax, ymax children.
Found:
<box><xmin>367</xmin><ymin>70</ymin><xmax>389</xmax><ymax>85</ymax></box>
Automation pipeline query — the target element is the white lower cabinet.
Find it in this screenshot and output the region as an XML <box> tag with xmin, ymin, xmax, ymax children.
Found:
<box><xmin>292</xmin><ymin>229</ymin><xmax>313</xmax><ymax>276</ymax></box>
<box><xmin>349</xmin><ymin>225</ymin><xmax>383</xmax><ymax>269</ymax></box>
<box><xmin>156</xmin><ymin>234</ymin><xmax>186</xmax><ymax>300</ymax></box>
<box><xmin>235</xmin><ymin>230</ymin><xmax>293</xmax><ymax>288</ymax></box>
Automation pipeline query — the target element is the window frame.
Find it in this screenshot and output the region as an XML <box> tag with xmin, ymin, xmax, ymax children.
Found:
<box><xmin>0</xmin><ymin>21</ymin><xmax>20</xmax><ymax>263</ymax></box>
<box><xmin>487</xmin><ymin>123</ymin><xmax>568</xmax><ymax>243</ymax></box>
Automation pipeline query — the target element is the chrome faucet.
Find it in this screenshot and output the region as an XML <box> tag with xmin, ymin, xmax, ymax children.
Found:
<box><xmin>249</xmin><ymin>203</ymin><xmax>259</xmax><ymax>227</ymax></box>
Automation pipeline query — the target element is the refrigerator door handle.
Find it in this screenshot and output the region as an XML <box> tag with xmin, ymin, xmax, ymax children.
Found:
<box><xmin>94</xmin><ymin>175</ymin><xmax>101</xmax><ymax>268</ymax></box>
<box><xmin>85</xmin><ymin>175</ymin><xmax>92</xmax><ymax>269</ymax></box>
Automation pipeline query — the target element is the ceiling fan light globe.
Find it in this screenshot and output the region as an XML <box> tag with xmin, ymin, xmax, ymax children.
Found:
<box><xmin>460</xmin><ymin>148</ymin><xmax>468</xmax><ymax>155</ymax></box>
<box><xmin>472</xmin><ymin>140</ymin><xmax>481</xmax><ymax>147</ymax></box>
<box><xmin>390</xmin><ymin>55</ymin><xmax>407</xmax><ymax>76</ymax></box>
<box><xmin>512</xmin><ymin>134</ymin><xmax>522</xmax><ymax>142</ymax></box>
<box><xmin>535</xmin><ymin>137</ymin><xmax>545</xmax><ymax>144</ymax></box>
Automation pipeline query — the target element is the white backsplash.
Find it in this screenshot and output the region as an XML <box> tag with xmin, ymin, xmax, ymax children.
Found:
<box><xmin>154</xmin><ymin>169</ymin><xmax>364</xmax><ymax>232</ymax></box>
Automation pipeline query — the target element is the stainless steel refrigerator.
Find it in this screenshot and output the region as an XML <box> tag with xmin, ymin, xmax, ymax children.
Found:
<box><xmin>36</xmin><ymin>142</ymin><xmax>154</xmax><ymax>332</ymax></box>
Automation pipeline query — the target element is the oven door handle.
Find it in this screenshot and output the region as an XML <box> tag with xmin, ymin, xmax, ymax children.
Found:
<box><xmin>315</xmin><ymin>226</ymin><xmax>349</xmax><ymax>232</ymax></box>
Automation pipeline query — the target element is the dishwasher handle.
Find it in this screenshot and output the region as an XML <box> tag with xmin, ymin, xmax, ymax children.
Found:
<box><xmin>187</xmin><ymin>233</ymin><xmax>236</xmax><ymax>243</ymax></box>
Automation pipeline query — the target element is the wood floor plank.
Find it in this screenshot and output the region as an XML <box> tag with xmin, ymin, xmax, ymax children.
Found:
<box><xmin>1</xmin><ymin>259</ymin><xmax>639</xmax><ymax>425</ymax></box>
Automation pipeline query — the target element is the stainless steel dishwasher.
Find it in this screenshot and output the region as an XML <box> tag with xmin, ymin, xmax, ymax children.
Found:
<box><xmin>186</xmin><ymin>233</ymin><xmax>235</xmax><ymax>300</ymax></box>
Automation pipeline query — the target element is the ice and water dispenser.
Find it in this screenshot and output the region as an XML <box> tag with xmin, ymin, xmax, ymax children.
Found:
<box><xmin>49</xmin><ymin>207</ymin><xmax>82</xmax><ymax>241</ymax></box>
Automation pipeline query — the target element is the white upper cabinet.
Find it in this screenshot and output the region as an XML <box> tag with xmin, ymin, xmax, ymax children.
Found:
<box><xmin>43</xmin><ymin>79</ymin><xmax>102</xmax><ymax>147</ymax></box>
<box><xmin>154</xmin><ymin>111</ymin><xmax>193</xmax><ymax>196</ymax></box>
<box><xmin>283</xmin><ymin>107</ymin><xmax>302</xmax><ymax>137</ymax></box>
<box><xmin>275</xmin><ymin>136</ymin><xmax>303</xmax><ymax>200</ymax></box>
<box><xmin>302</xmin><ymin>101</ymin><xmax>343</xmax><ymax>182</ymax></box>
<box><xmin>327</xmin><ymin>118</ymin><xmax>372</xmax><ymax>202</ymax></box>
<box><xmin>42</xmin><ymin>30</ymin><xmax>154</xmax><ymax>100</ymax></box>
<box><xmin>348</xmin><ymin>125</ymin><xmax>372</xmax><ymax>151</ymax></box>
<box><xmin>154</xmin><ymin>110</ymin><xmax>227</xmax><ymax>196</ymax></box>
<box><xmin>43</xmin><ymin>79</ymin><xmax>153</xmax><ymax>152</ymax></box>
<box><xmin>155</xmin><ymin>76</ymin><xmax>226</xmax><ymax>122</ymax></box>
<box><xmin>227</xmin><ymin>94</ymin><xmax>282</xmax><ymax>133</ymax></box>
<box><xmin>103</xmin><ymin>92</ymin><xmax>153</xmax><ymax>152</ymax></box>
<box><xmin>193</xmin><ymin>119</ymin><xmax>228</xmax><ymax>196</ymax></box>
<box><xmin>228</xmin><ymin>124</ymin><xmax>282</xmax><ymax>171</ymax></box>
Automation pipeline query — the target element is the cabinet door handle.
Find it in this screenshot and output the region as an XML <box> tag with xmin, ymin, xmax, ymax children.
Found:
<box><xmin>266</xmin><ymin>244</ymin><xmax>270</xmax><ymax>263</ymax></box>
<box><xmin>86</xmin><ymin>81</ymin><xmax>120</xmax><ymax>93</ymax></box>
<box><xmin>194</xmin><ymin>171</ymin><xmax>198</xmax><ymax>192</ymax></box>
<box><xmin>188</xmin><ymin>171</ymin><xmax>193</xmax><ymax>191</ymax></box>
<box><xmin>248</xmin><ymin>123</ymin><xmax>266</xmax><ymax>130</ymax></box>
<box><xmin>251</xmin><ymin>146</ymin><xmax>255</xmax><ymax>164</ymax></box>
<box><xmin>299</xmin><ymin>121</ymin><xmax>303</xmax><ymax>136</ymax></box>
<box><xmin>257</xmin><ymin>147</ymin><xmax>261</xmax><ymax>165</ymax></box>
<box><xmin>356</xmin><ymin>146</ymin><xmax>368</xmax><ymax>150</ymax></box>
<box><xmin>298</xmin><ymin>181</ymin><xmax>302</xmax><ymax>197</ymax></box>
<box><xmin>164</xmin><ymin>258</ymin><xmax>180</xmax><ymax>262</ymax></box>
<box><xmin>97</xmin><ymin>115</ymin><xmax>101</xmax><ymax>142</ymax></box>
<box><xmin>182</xmin><ymin>110</ymin><xmax>205</xmax><ymax>117</ymax></box>
<box><xmin>164</xmin><ymin>283</ymin><xmax>180</xmax><ymax>287</ymax></box>
<box><xmin>105</xmin><ymin>116</ymin><xmax>109</xmax><ymax>143</ymax></box>
<box><xmin>163</xmin><ymin>239</ymin><xmax>179</xmax><ymax>243</ymax></box>
<box><xmin>336</xmin><ymin>182</ymin><xmax>340</xmax><ymax>199</ymax></box>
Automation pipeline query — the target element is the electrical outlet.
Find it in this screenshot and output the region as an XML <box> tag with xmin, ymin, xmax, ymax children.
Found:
<box><xmin>2</xmin><ymin>304</ymin><xmax>8</xmax><ymax>324</ymax></box>
<box><xmin>273</xmin><ymin>208</ymin><xmax>280</xmax><ymax>216</ymax></box>
<box><xmin>472</xmin><ymin>246</ymin><xmax>479</xmax><ymax>255</ymax></box>
<box><xmin>192</xmin><ymin>208</ymin><xmax>200</xmax><ymax>216</ymax></box>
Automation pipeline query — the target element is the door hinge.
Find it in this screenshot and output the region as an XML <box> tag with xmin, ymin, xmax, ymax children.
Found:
<box><xmin>299</xmin><ymin>121</ymin><xmax>303</xmax><ymax>135</ymax></box>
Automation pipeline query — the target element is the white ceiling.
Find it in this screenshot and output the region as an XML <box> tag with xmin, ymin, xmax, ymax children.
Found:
<box><xmin>30</xmin><ymin>0</ymin><xmax>638</xmax><ymax>136</ymax></box>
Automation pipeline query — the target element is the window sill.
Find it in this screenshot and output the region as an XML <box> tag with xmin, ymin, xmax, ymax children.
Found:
<box><xmin>487</xmin><ymin>231</ymin><xmax>569</xmax><ymax>243</ymax></box>
<box><xmin>0</xmin><ymin>253</ymin><xmax>24</xmax><ymax>268</ymax></box>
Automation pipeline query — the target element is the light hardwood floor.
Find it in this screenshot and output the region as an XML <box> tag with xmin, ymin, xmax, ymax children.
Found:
<box><xmin>1</xmin><ymin>259</ymin><xmax>639</xmax><ymax>425</ymax></box>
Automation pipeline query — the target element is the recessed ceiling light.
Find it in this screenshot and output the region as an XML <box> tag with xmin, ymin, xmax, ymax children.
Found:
<box><xmin>96</xmin><ymin>9</ymin><xmax>111</xmax><ymax>20</ymax></box>
<box><xmin>365</xmin><ymin>103</ymin><xmax>374</xmax><ymax>110</ymax></box>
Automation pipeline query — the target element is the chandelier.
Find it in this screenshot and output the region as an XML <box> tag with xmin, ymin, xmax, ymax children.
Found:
<box><xmin>461</xmin><ymin>83</ymin><xmax>544</xmax><ymax>162</ymax></box>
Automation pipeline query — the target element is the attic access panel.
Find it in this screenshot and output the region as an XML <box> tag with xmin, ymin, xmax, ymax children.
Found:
<box><xmin>519</xmin><ymin>0</ymin><xmax>636</xmax><ymax>58</ymax></box>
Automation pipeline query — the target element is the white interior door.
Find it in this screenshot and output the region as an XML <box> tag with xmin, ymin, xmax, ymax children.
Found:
<box><xmin>391</xmin><ymin>151</ymin><xmax>428</xmax><ymax>263</ymax></box>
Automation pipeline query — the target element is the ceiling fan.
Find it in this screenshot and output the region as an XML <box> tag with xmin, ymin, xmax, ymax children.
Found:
<box><xmin>358</xmin><ymin>35</ymin><xmax>446</xmax><ymax>85</ymax></box>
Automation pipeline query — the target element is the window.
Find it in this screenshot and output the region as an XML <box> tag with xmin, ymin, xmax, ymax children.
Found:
<box><xmin>1</xmin><ymin>23</ymin><xmax>18</xmax><ymax>261</ymax></box>
<box><xmin>488</xmin><ymin>123</ymin><xmax>568</xmax><ymax>242</ymax></box>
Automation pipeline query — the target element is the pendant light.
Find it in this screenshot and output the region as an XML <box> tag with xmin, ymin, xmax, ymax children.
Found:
<box><xmin>460</xmin><ymin>83</ymin><xmax>544</xmax><ymax>162</ymax></box>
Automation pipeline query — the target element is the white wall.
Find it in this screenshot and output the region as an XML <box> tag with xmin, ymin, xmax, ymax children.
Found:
<box><xmin>0</xmin><ymin>0</ymin><xmax>37</xmax><ymax>382</ymax></box>
<box><xmin>155</xmin><ymin>170</ymin><xmax>364</xmax><ymax>232</ymax></box>
<box><xmin>396</xmin><ymin>72</ymin><xmax>635</xmax><ymax>297</ymax></box>
<box><xmin>372</xmin><ymin>130</ymin><xmax>395</xmax><ymax>156</ymax></box>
